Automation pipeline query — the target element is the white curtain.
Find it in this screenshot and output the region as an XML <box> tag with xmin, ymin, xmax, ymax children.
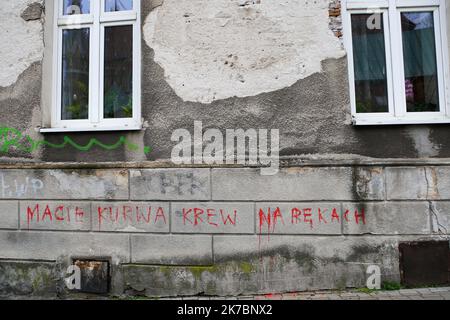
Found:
<box><xmin>64</xmin><ymin>0</ymin><xmax>90</xmax><ymax>15</ymax></box>
<box><xmin>105</xmin><ymin>0</ymin><xmax>133</xmax><ymax>12</ymax></box>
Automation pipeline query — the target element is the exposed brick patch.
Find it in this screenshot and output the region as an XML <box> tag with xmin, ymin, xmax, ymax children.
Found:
<box><xmin>329</xmin><ymin>0</ymin><xmax>343</xmax><ymax>41</ymax></box>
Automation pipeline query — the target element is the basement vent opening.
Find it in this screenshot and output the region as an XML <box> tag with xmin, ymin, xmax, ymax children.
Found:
<box><xmin>73</xmin><ymin>260</ymin><xmax>110</xmax><ymax>295</ymax></box>
<box><xmin>399</xmin><ymin>241</ymin><xmax>450</xmax><ymax>288</ymax></box>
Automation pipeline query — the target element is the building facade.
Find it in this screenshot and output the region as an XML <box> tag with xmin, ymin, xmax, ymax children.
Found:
<box><xmin>0</xmin><ymin>0</ymin><xmax>449</xmax><ymax>298</ymax></box>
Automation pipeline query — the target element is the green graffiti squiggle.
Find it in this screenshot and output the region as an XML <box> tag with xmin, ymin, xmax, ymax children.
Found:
<box><xmin>0</xmin><ymin>127</ymin><xmax>152</xmax><ymax>155</ymax></box>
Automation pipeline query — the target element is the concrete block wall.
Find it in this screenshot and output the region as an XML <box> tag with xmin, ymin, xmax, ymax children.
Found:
<box><xmin>0</xmin><ymin>165</ymin><xmax>447</xmax><ymax>297</ymax></box>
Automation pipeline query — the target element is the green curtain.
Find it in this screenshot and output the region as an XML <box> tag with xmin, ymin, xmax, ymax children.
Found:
<box><xmin>353</xmin><ymin>28</ymin><xmax>437</xmax><ymax>81</ymax></box>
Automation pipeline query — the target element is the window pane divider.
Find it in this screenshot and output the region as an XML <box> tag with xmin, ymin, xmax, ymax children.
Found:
<box><xmin>58</xmin><ymin>15</ymin><xmax>95</xmax><ymax>26</ymax></box>
<box><xmin>389</xmin><ymin>0</ymin><xmax>407</xmax><ymax>117</ymax></box>
<box><xmin>90</xmin><ymin>0</ymin><xmax>101</xmax><ymax>124</ymax></box>
<box><xmin>396</xmin><ymin>0</ymin><xmax>440</xmax><ymax>8</ymax></box>
<box><xmin>346</xmin><ymin>1</ymin><xmax>389</xmax><ymax>10</ymax></box>
<box><xmin>100</xmin><ymin>12</ymin><xmax>137</xmax><ymax>23</ymax></box>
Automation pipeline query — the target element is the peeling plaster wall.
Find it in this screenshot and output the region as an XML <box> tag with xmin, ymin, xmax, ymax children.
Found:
<box><xmin>0</xmin><ymin>0</ymin><xmax>449</xmax><ymax>163</ymax></box>
<box><xmin>405</xmin><ymin>127</ymin><xmax>441</xmax><ymax>158</ymax></box>
<box><xmin>0</xmin><ymin>0</ymin><xmax>44</xmax><ymax>88</ymax></box>
<box><xmin>144</xmin><ymin>0</ymin><xmax>345</xmax><ymax>103</ymax></box>
<box><xmin>0</xmin><ymin>0</ymin><xmax>44</xmax><ymax>161</ymax></box>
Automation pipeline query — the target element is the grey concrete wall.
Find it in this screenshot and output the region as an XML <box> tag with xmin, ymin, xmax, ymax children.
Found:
<box><xmin>0</xmin><ymin>1</ymin><xmax>449</xmax><ymax>164</ymax></box>
<box><xmin>0</xmin><ymin>165</ymin><xmax>447</xmax><ymax>297</ymax></box>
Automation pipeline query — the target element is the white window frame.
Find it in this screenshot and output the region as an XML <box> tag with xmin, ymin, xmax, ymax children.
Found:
<box><xmin>343</xmin><ymin>0</ymin><xmax>450</xmax><ymax>125</ymax></box>
<box><xmin>42</xmin><ymin>0</ymin><xmax>142</xmax><ymax>133</ymax></box>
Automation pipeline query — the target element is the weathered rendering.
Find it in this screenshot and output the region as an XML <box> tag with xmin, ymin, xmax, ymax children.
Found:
<box><xmin>0</xmin><ymin>0</ymin><xmax>449</xmax><ymax>299</ymax></box>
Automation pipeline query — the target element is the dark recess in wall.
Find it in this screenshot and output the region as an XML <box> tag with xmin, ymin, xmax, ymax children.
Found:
<box><xmin>73</xmin><ymin>259</ymin><xmax>110</xmax><ymax>295</ymax></box>
<box><xmin>399</xmin><ymin>241</ymin><xmax>450</xmax><ymax>288</ymax></box>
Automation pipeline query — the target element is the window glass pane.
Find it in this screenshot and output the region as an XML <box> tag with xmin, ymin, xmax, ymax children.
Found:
<box><xmin>351</xmin><ymin>14</ymin><xmax>389</xmax><ymax>113</ymax></box>
<box><xmin>61</xmin><ymin>29</ymin><xmax>90</xmax><ymax>120</ymax></box>
<box><xmin>63</xmin><ymin>0</ymin><xmax>90</xmax><ymax>15</ymax></box>
<box><xmin>401</xmin><ymin>12</ymin><xmax>439</xmax><ymax>112</ymax></box>
<box><xmin>105</xmin><ymin>0</ymin><xmax>133</xmax><ymax>12</ymax></box>
<box><xmin>104</xmin><ymin>25</ymin><xmax>133</xmax><ymax>119</ymax></box>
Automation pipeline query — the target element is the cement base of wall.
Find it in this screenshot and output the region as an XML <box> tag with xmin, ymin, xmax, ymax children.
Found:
<box><xmin>0</xmin><ymin>235</ymin><xmax>438</xmax><ymax>299</ymax></box>
<box><xmin>121</xmin><ymin>236</ymin><xmax>404</xmax><ymax>298</ymax></box>
<box><xmin>0</xmin><ymin>162</ymin><xmax>448</xmax><ymax>298</ymax></box>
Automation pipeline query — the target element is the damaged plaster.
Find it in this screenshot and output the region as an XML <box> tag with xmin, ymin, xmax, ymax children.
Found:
<box><xmin>21</xmin><ymin>2</ymin><xmax>43</xmax><ymax>21</ymax></box>
<box><xmin>143</xmin><ymin>0</ymin><xmax>345</xmax><ymax>104</ymax></box>
<box><xmin>0</xmin><ymin>0</ymin><xmax>44</xmax><ymax>88</ymax></box>
<box><xmin>405</xmin><ymin>127</ymin><xmax>441</xmax><ymax>158</ymax></box>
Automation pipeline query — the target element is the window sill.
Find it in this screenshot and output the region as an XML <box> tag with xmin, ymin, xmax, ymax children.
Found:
<box><xmin>352</xmin><ymin>117</ymin><xmax>450</xmax><ymax>126</ymax></box>
<box><xmin>40</xmin><ymin>126</ymin><xmax>143</xmax><ymax>133</ymax></box>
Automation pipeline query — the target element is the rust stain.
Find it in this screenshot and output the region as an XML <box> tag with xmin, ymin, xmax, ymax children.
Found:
<box><xmin>75</xmin><ymin>260</ymin><xmax>104</xmax><ymax>271</ymax></box>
